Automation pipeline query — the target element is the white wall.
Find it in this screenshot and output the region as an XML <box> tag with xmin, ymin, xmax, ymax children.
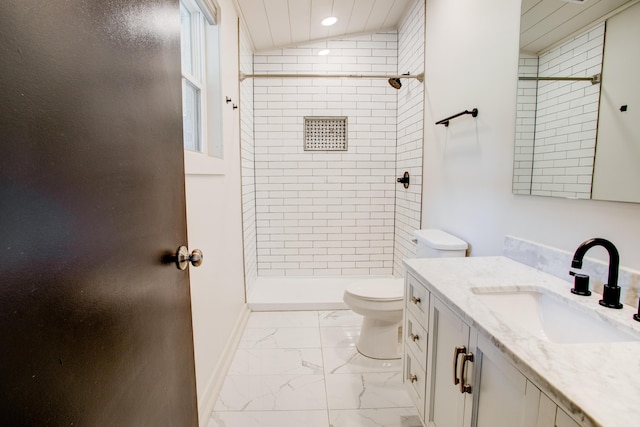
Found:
<box><xmin>592</xmin><ymin>2</ymin><xmax>640</xmax><ymax>203</ymax></box>
<box><xmin>184</xmin><ymin>0</ymin><xmax>248</xmax><ymax>423</ymax></box>
<box><xmin>422</xmin><ymin>0</ymin><xmax>640</xmax><ymax>271</ymax></box>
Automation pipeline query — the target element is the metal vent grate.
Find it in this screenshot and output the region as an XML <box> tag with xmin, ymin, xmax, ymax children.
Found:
<box><xmin>304</xmin><ymin>116</ymin><xmax>347</xmax><ymax>151</ymax></box>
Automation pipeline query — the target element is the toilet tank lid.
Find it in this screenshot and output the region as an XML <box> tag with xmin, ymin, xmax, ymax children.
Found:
<box><xmin>413</xmin><ymin>229</ymin><xmax>468</xmax><ymax>250</ymax></box>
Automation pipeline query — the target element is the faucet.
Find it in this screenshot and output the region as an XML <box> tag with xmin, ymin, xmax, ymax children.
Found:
<box><xmin>571</xmin><ymin>238</ymin><xmax>623</xmax><ymax>309</ymax></box>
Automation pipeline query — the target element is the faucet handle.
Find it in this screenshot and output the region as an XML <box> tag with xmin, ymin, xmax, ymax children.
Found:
<box><xmin>570</xmin><ymin>272</ymin><xmax>591</xmax><ymax>296</ymax></box>
<box><xmin>599</xmin><ymin>284</ymin><xmax>623</xmax><ymax>309</ymax></box>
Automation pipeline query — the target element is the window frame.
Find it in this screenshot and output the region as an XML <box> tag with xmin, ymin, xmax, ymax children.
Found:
<box><xmin>180</xmin><ymin>0</ymin><xmax>225</xmax><ymax>175</ymax></box>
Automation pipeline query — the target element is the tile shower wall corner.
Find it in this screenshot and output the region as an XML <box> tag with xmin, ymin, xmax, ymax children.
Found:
<box><xmin>394</xmin><ymin>0</ymin><xmax>424</xmax><ymax>277</ymax></box>
<box><xmin>240</xmin><ymin>25</ymin><xmax>257</xmax><ymax>293</ymax></box>
<box><xmin>252</xmin><ymin>33</ymin><xmax>399</xmax><ymax>277</ymax></box>
<box><xmin>504</xmin><ymin>235</ymin><xmax>640</xmax><ymax>306</ymax></box>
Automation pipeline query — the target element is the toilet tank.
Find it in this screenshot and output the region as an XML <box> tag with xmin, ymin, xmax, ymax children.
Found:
<box><xmin>413</xmin><ymin>229</ymin><xmax>468</xmax><ymax>258</ymax></box>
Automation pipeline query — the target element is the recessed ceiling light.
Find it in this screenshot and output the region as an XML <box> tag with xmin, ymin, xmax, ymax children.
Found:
<box><xmin>318</xmin><ymin>49</ymin><xmax>330</xmax><ymax>56</ymax></box>
<box><xmin>321</xmin><ymin>17</ymin><xmax>338</xmax><ymax>26</ymax></box>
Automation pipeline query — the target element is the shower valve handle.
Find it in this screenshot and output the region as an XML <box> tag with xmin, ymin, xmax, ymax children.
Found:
<box><xmin>397</xmin><ymin>171</ymin><xmax>410</xmax><ymax>188</ymax></box>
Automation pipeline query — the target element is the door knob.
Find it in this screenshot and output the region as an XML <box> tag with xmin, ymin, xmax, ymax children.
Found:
<box><xmin>174</xmin><ymin>246</ymin><xmax>204</xmax><ymax>270</ymax></box>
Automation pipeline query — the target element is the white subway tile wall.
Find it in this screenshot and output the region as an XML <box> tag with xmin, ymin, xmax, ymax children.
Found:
<box><xmin>531</xmin><ymin>23</ymin><xmax>604</xmax><ymax>199</ymax></box>
<box><xmin>513</xmin><ymin>54</ymin><xmax>538</xmax><ymax>195</ymax></box>
<box><xmin>240</xmin><ymin>26</ymin><xmax>257</xmax><ymax>293</ymax></box>
<box><xmin>253</xmin><ymin>33</ymin><xmax>399</xmax><ymax>277</ymax></box>
<box><xmin>239</xmin><ymin>0</ymin><xmax>425</xmax><ymax>279</ymax></box>
<box><xmin>393</xmin><ymin>0</ymin><xmax>424</xmax><ymax>276</ymax></box>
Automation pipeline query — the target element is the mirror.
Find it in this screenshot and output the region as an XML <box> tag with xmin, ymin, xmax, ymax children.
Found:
<box><xmin>513</xmin><ymin>0</ymin><xmax>640</xmax><ymax>203</ymax></box>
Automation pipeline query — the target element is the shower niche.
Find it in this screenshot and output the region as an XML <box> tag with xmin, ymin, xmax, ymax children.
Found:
<box><xmin>303</xmin><ymin>116</ymin><xmax>348</xmax><ymax>151</ymax></box>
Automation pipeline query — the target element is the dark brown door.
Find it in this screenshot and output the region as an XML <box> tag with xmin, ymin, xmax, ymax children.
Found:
<box><xmin>0</xmin><ymin>0</ymin><xmax>198</xmax><ymax>425</ymax></box>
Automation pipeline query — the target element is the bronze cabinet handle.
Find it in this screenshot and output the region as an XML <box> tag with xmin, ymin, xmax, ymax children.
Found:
<box><xmin>452</xmin><ymin>346</ymin><xmax>466</xmax><ymax>385</ymax></box>
<box><xmin>411</xmin><ymin>296</ymin><xmax>421</xmax><ymax>305</ymax></box>
<box><xmin>409</xmin><ymin>333</ymin><xmax>419</xmax><ymax>342</ymax></box>
<box><xmin>460</xmin><ymin>352</ymin><xmax>474</xmax><ymax>394</ymax></box>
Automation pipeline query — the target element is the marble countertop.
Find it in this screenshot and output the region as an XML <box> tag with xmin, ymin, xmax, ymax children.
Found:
<box><xmin>403</xmin><ymin>256</ymin><xmax>640</xmax><ymax>427</ymax></box>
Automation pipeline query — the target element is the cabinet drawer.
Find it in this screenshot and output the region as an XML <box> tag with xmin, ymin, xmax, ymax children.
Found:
<box><xmin>404</xmin><ymin>347</ymin><xmax>426</xmax><ymax>420</ymax></box>
<box><xmin>404</xmin><ymin>310</ymin><xmax>428</xmax><ymax>370</ymax></box>
<box><xmin>406</xmin><ymin>273</ymin><xmax>429</xmax><ymax>323</ymax></box>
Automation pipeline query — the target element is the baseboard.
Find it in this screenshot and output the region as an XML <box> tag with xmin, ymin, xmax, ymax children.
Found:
<box><xmin>197</xmin><ymin>303</ymin><xmax>251</xmax><ymax>426</ymax></box>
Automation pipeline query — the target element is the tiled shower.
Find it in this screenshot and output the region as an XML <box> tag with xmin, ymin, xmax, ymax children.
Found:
<box><xmin>240</xmin><ymin>0</ymin><xmax>425</xmax><ymax>304</ymax></box>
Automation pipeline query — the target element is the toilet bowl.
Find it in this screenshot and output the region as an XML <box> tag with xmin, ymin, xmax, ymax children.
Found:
<box><xmin>343</xmin><ymin>229</ymin><xmax>468</xmax><ymax>360</ymax></box>
<box><xmin>343</xmin><ymin>278</ymin><xmax>404</xmax><ymax>359</ymax></box>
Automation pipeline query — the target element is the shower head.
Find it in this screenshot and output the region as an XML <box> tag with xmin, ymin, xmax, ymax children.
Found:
<box><xmin>388</xmin><ymin>77</ymin><xmax>402</xmax><ymax>89</ymax></box>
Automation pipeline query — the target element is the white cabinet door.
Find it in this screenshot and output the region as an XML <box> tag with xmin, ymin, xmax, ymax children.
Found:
<box><xmin>425</xmin><ymin>297</ymin><xmax>534</xmax><ymax>427</ymax></box>
<box><xmin>537</xmin><ymin>391</ymin><xmax>582</xmax><ymax>427</ymax></box>
<box><xmin>555</xmin><ymin>408</ymin><xmax>581</xmax><ymax>427</ymax></box>
<box><xmin>421</xmin><ymin>294</ymin><xmax>583</xmax><ymax>427</ymax></box>
<box><xmin>472</xmin><ymin>334</ymin><xmax>529</xmax><ymax>427</ymax></box>
<box><xmin>426</xmin><ymin>297</ymin><xmax>471</xmax><ymax>427</ymax></box>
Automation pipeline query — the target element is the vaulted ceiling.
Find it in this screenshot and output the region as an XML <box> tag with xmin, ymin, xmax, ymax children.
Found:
<box><xmin>520</xmin><ymin>0</ymin><xmax>633</xmax><ymax>54</ymax></box>
<box><xmin>235</xmin><ymin>0</ymin><xmax>636</xmax><ymax>55</ymax></box>
<box><xmin>235</xmin><ymin>0</ymin><xmax>414</xmax><ymax>52</ymax></box>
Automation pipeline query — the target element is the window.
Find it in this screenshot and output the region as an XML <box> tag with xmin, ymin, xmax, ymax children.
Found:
<box><xmin>179</xmin><ymin>0</ymin><xmax>223</xmax><ymax>161</ymax></box>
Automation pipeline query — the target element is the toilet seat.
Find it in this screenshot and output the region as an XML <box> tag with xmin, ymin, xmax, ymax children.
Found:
<box><xmin>345</xmin><ymin>280</ymin><xmax>404</xmax><ymax>301</ymax></box>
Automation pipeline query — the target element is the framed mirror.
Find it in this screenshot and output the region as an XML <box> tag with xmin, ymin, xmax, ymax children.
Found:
<box><xmin>512</xmin><ymin>0</ymin><xmax>640</xmax><ymax>203</ymax></box>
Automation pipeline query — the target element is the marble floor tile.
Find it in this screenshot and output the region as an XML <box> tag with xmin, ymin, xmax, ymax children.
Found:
<box><xmin>211</xmin><ymin>309</ymin><xmax>417</xmax><ymax>427</ymax></box>
<box><xmin>214</xmin><ymin>374</ymin><xmax>327</xmax><ymax>411</ymax></box>
<box><xmin>325</xmin><ymin>372</ymin><xmax>413</xmax><ymax>410</ymax></box>
<box><xmin>246</xmin><ymin>311</ymin><xmax>320</xmax><ymax>329</ymax></box>
<box><xmin>323</xmin><ymin>347</ymin><xmax>401</xmax><ymax>374</ymax></box>
<box><xmin>208</xmin><ymin>410</ymin><xmax>329</xmax><ymax>427</ymax></box>
<box><xmin>239</xmin><ymin>327</ymin><xmax>322</xmax><ymax>349</ymax></box>
<box><xmin>227</xmin><ymin>348</ymin><xmax>324</xmax><ymax>375</ymax></box>
<box><xmin>328</xmin><ymin>408</ymin><xmax>422</xmax><ymax>427</ymax></box>
<box><xmin>319</xmin><ymin>326</ymin><xmax>360</xmax><ymax>348</ymax></box>
<box><xmin>319</xmin><ymin>310</ymin><xmax>363</xmax><ymax>327</ymax></box>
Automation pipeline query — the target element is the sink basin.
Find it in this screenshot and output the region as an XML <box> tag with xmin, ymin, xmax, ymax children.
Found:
<box><xmin>472</xmin><ymin>288</ymin><xmax>638</xmax><ymax>344</ymax></box>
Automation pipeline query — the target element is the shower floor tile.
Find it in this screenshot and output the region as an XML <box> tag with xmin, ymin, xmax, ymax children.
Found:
<box><xmin>211</xmin><ymin>310</ymin><xmax>415</xmax><ymax>426</ymax></box>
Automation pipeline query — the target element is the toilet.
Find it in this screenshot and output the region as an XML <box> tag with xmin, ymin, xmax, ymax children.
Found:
<box><xmin>343</xmin><ymin>229</ymin><xmax>467</xmax><ymax>359</ymax></box>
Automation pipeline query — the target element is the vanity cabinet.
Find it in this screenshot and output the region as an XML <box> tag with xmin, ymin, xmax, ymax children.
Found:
<box><xmin>403</xmin><ymin>272</ymin><xmax>583</xmax><ymax>427</ymax></box>
<box><xmin>528</xmin><ymin>388</ymin><xmax>581</xmax><ymax>427</ymax></box>
<box><xmin>426</xmin><ymin>297</ymin><xmax>532</xmax><ymax>427</ymax></box>
<box><xmin>402</xmin><ymin>273</ymin><xmax>430</xmax><ymax>419</ymax></box>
